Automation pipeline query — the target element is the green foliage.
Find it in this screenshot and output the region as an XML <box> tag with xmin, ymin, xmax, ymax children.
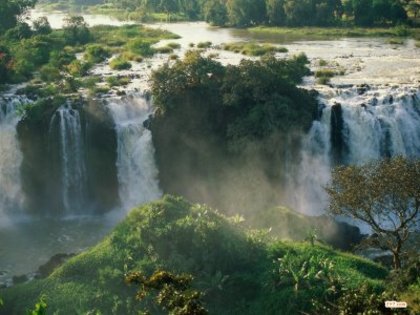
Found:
<box><xmin>326</xmin><ymin>156</ymin><xmax>420</xmax><ymax>270</ymax></box>
<box><xmin>32</xmin><ymin>17</ymin><xmax>52</xmax><ymax>35</ymax></box>
<box><xmin>109</xmin><ymin>57</ymin><xmax>132</xmax><ymax>70</ymax></box>
<box><xmin>127</xmin><ymin>39</ymin><xmax>155</xmax><ymax>57</ymax></box>
<box><xmin>28</xmin><ymin>296</ymin><xmax>47</xmax><ymax>315</ymax></box>
<box><xmin>154</xmin><ymin>46</ymin><xmax>174</xmax><ymax>54</ymax></box>
<box><xmin>66</xmin><ymin>59</ymin><xmax>92</xmax><ymax>77</ymax></box>
<box><xmin>0</xmin><ymin>44</ymin><xmax>11</xmax><ymax>84</ymax></box>
<box><xmin>151</xmin><ymin>51</ymin><xmax>314</xmax><ymax>149</ymax></box>
<box><xmin>106</xmin><ymin>76</ymin><xmax>131</xmax><ymax>87</ymax></box>
<box><xmin>275</xmin><ymin>251</ymin><xmax>339</xmax><ymax>292</ymax></box>
<box><xmin>0</xmin><ymin>196</ymin><xmax>388</xmax><ymax>314</ymax></box>
<box><xmin>0</xmin><ymin>0</ymin><xmax>36</xmax><ymax>33</ymax></box>
<box><xmin>63</xmin><ymin>16</ymin><xmax>91</xmax><ymax>45</ymax></box>
<box><xmin>311</xmin><ymin>284</ymin><xmax>405</xmax><ymax>315</ymax></box>
<box><xmin>126</xmin><ymin>270</ymin><xmax>208</xmax><ymax>315</ymax></box>
<box><xmin>222</xmin><ymin>42</ymin><xmax>288</xmax><ymax>56</ymax></box>
<box><xmin>84</xmin><ymin>44</ymin><xmax>111</xmax><ymax>64</ymax></box>
<box><xmin>196</xmin><ymin>41</ymin><xmax>212</xmax><ymax>49</ymax></box>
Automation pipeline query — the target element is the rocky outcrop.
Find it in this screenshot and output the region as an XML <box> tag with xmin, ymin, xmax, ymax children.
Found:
<box><xmin>17</xmin><ymin>96</ymin><xmax>119</xmax><ymax>215</ymax></box>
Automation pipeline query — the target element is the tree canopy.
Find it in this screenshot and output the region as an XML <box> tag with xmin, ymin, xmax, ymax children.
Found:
<box><xmin>99</xmin><ymin>0</ymin><xmax>410</xmax><ymax>26</ymax></box>
<box><xmin>0</xmin><ymin>0</ymin><xmax>37</xmax><ymax>33</ymax></box>
<box><xmin>326</xmin><ymin>156</ymin><xmax>420</xmax><ymax>269</ymax></box>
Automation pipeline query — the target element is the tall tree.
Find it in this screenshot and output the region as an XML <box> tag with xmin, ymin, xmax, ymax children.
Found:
<box><xmin>266</xmin><ymin>0</ymin><xmax>286</xmax><ymax>25</ymax></box>
<box><xmin>0</xmin><ymin>0</ymin><xmax>37</xmax><ymax>33</ymax></box>
<box><xmin>326</xmin><ymin>157</ymin><xmax>420</xmax><ymax>269</ymax></box>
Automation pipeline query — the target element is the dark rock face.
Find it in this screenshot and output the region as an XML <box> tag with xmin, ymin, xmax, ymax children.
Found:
<box><xmin>330</xmin><ymin>102</ymin><xmax>348</xmax><ymax>165</ymax></box>
<box><xmin>83</xmin><ymin>99</ymin><xmax>120</xmax><ymax>213</ymax></box>
<box><xmin>36</xmin><ymin>253</ymin><xmax>75</xmax><ymax>278</ymax></box>
<box><xmin>17</xmin><ymin>97</ymin><xmax>119</xmax><ymax>215</ymax></box>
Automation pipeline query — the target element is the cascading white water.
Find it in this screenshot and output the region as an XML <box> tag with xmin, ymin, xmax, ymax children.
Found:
<box><xmin>107</xmin><ymin>93</ymin><xmax>161</xmax><ymax>210</ymax></box>
<box><xmin>50</xmin><ymin>104</ymin><xmax>87</xmax><ymax>212</ymax></box>
<box><xmin>0</xmin><ymin>94</ymin><xmax>25</xmax><ymax>214</ymax></box>
<box><xmin>287</xmin><ymin>85</ymin><xmax>420</xmax><ymax>215</ymax></box>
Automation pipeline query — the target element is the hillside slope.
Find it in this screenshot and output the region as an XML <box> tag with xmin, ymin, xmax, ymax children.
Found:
<box><xmin>1</xmin><ymin>195</ymin><xmax>388</xmax><ymax>314</ymax></box>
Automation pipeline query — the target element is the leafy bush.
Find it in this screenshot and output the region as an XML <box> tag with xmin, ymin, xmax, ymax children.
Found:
<box><xmin>66</xmin><ymin>60</ymin><xmax>92</xmax><ymax>77</ymax></box>
<box><xmin>109</xmin><ymin>57</ymin><xmax>132</xmax><ymax>70</ymax></box>
<box><xmin>84</xmin><ymin>44</ymin><xmax>111</xmax><ymax>63</ymax></box>
<box><xmin>126</xmin><ymin>39</ymin><xmax>154</xmax><ymax>57</ymax></box>
<box><xmin>197</xmin><ymin>41</ymin><xmax>212</xmax><ymax>49</ymax></box>
<box><xmin>63</xmin><ymin>16</ymin><xmax>91</xmax><ymax>45</ymax></box>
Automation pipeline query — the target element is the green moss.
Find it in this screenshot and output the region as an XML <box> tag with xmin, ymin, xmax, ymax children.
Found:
<box><xmin>1</xmin><ymin>196</ymin><xmax>388</xmax><ymax>315</ymax></box>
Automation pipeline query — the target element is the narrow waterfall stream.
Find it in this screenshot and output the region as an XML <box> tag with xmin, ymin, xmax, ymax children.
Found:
<box><xmin>107</xmin><ymin>93</ymin><xmax>162</xmax><ymax>210</ymax></box>
<box><xmin>49</xmin><ymin>104</ymin><xmax>87</xmax><ymax>213</ymax></box>
<box><xmin>0</xmin><ymin>93</ymin><xmax>25</xmax><ymax>216</ymax></box>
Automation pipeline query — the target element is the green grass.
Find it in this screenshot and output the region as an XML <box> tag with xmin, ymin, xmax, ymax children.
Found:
<box><xmin>0</xmin><ymin>196</ymin><xmax>389</xmax><ymax>315</ymax></box>
<box><xmin>109</xmin><ymin>56</ymin><xmax>131</xmax><ymax>70</ymax></box>
<box><xmin>248</xmin><ymin>25</ymin><xmax>420</xmax><ymax>41</ymax></box>
<box><xmin>314</xmin><ymin>68</ymin><xmax>345</xmax><ymax>85</ymax></box>
<box><xmin>197</xmin><ymin>41</ymin><xmax>212</xmax><ymax>49</ymax></box>
<box><xmin>106</xmin><ymin>76</ymin><xmax>131</xmax><ymax>87</ymax></box>
<box><xmin>222</xmin><ymin>42</ymin><xmax>288</xmax><ymax>56</ymax></box>
<box><xmin>387</xmin><ymin>38</ymin><xmax>405</xmax><ymax>45</ymax></box>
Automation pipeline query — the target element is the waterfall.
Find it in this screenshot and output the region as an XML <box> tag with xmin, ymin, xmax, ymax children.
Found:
<box><xmin>107</xmin><ymin>93</ymin><xmax>161</xmax><ymax>210</ymax></box>
<box><xmin>287</xmin><ymin>85</ymin><xmax>420</xmax><ymax>215</ymax></box>
<box><xmin>0</xmin><ymin>94</ymin><xmax>25</xmax><ymax>214</ymax></box>
<box><xmin>49</xmin><ymin>104</ymin><xmax>87</xmax><ymax>212</ymax></box>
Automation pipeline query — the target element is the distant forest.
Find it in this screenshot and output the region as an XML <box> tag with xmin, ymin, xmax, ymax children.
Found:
<box><xmin>40</xmin><ymin>0</ymin><xmax>420</xmax><ymax>26</ymax></box>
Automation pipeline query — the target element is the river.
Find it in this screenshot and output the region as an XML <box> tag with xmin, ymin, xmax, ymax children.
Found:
<box><xmin>0</xmin><ymin>9</ymin><xmax>419</xmax><ymax>286</ymax></box>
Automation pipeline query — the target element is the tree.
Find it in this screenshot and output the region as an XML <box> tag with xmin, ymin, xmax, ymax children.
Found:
<box><xmin>32</xmin><ymin>16</ymin><xmax>52</xmax><ymax>35</ymax></box>
<box><xmin>0</xmin><ymin>0</ymin><xmax>36</xmax><ymax>33</ymax></box>
<box><xmin>266</xmin><ymin>0</ymin><xmax>286</xmax><ymax>25</ymax></box>
<box><xmin>204</xmin><ymin>0</ymin><xmax>228</xmax><ymax>25</ymax></box>
<box><xmin>226</xmin><ymin>0</ymin><xmax>267</xmax><ymax>26</ymax></box>
<box><xmin>63</xmin><ymin>16</ymin><xmax>91</xmax><ymax>45</ymax></box>
<box><xmin>326</xmin><ymin>157</ymin><xmax>420</xmax><ymax>269</ymax></box>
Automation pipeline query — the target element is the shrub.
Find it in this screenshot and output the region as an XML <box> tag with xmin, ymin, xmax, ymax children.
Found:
<box><xmin>109</xmin><ymin>57</ymin><xmax>132</xmax><ymax>70</ymax></box>
<box><xmin>126</xmin><ymin>39</ymin><xmax>154</xmax><ymax>57</ymax></box>
<box><xmin>84</xmin><ymin>44</ymin><xmax>111</xmax><ymax>63</ymax></box>
<box><xmin>153</xmin><ymin>46</ymin><xmax>174</xmax><ymax>54</ymax></box>
<box><xmin>63</xmin><ymin>16</ymin><xmax>91</xmax><ymax>45</ymax></box>
<box><xmin>66</xmin><ymin>60</ymin><xmax>92</xmax><ymax>77</ymax></box>
<box><xmin>197</xmin><ymin>41</ymin><xmax>212</xmax><ymax>49</ymax></box>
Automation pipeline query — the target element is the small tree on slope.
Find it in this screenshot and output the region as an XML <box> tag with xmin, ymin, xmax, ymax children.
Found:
<box><xmin>325</xmin><ymin>156</ymin><xmax>419</xmax><ymax>269</ymax></box>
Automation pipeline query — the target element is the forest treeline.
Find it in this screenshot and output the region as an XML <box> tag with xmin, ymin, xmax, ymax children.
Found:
<box><xmin>43</xmin><ymin>0</ymin><xmax>420</xmax><ymax>27</ymax></box>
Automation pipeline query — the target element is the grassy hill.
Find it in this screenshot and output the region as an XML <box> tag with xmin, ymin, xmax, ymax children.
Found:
<box><xmin>0</xmin><ymin>196</ymin><xmax>390</xmax><ymax>314</ymax></box>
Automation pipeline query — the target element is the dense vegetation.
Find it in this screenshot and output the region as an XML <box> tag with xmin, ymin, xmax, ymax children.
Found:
<box><xmin>149</xmin><ymin>51</ymin><xmax>318</xmax><ymax>212</ymax></box>
<box><xmin>2</xmin><ymin>195</ymin><xmax>409</xmax><ymax>314</ymax></box>
<box><xmin>39</xmin><ymin>0</ymin><xmax>420</xmax><ymax>27</ymax></box>
<box><xmin>0</xmin><ymin>20</ymin><xmax>177</xmax><ymax>85</ymax></box>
